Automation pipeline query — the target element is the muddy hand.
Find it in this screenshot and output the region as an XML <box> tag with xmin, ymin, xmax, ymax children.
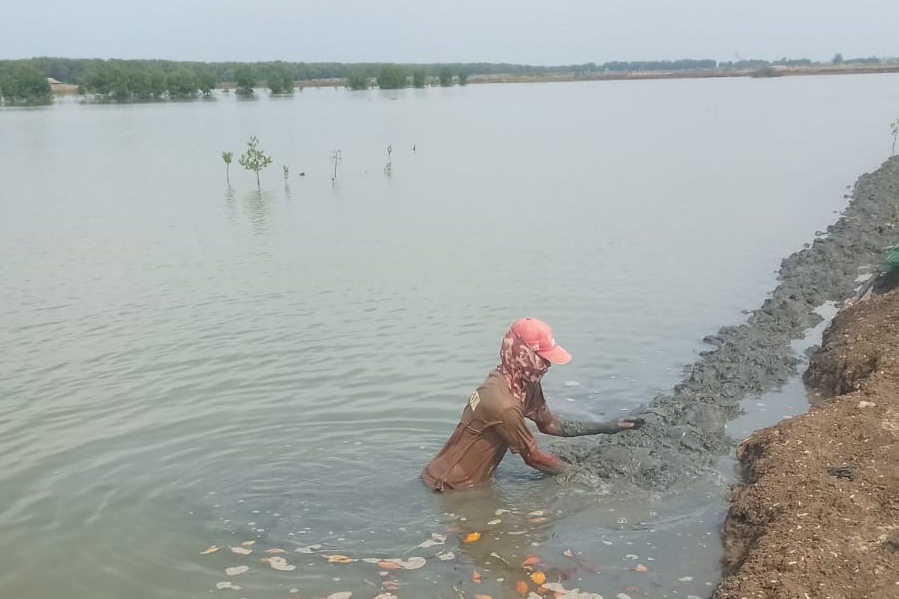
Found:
<box><xmin>617</xmin><ymin>417</ymin><xmax>646</xmax><ymax>430</ymax></box>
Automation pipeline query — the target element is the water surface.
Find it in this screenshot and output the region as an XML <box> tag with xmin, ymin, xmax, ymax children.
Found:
<box><xmin>2</xmin><ymin>74</ymin><xmax>898</xmax><ymax>598</ymax></box>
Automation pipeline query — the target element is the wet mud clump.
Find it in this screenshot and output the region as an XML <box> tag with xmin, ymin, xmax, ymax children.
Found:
<box><xmin>553</xmin><ymin>156</ymin><xmax>899</xmax><ymax>493</ymax></box>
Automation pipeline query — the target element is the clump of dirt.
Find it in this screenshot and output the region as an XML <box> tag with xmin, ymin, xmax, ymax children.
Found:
<box><xmin>711</xmin><ymin>289</ymin><xmax>899</xmax><ymax>599</ymax></box>
<box><xmin>554</xmin><ymin>156</ymin><xmax>899</xmax><ymax>494</ymax></box>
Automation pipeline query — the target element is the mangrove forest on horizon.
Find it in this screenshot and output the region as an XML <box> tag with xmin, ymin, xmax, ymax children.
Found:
<box><xmin>0</xmin><ymin>54</ymin><xmax>895</xmax><ymax>106</ymax></box>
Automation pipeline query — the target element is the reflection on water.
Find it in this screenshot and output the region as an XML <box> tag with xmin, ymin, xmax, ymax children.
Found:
<box><xmin>330</xmin><ymin>179</ymin><xmax>344</xmax><ymax>200</ymax></box>
<box><xmin>242</xmin><ymin>188</ymin><xmax>274</xmax><ymax>240</ymax></box>
<box><xmin>223</xmin><ymin>185</ymin><xmax>237</xmax><ymax>225</ymax></box>
<box><xmin>222</xmin><ymin>186</ymin><xmax>275</xmax><ymax>251</ymax></box>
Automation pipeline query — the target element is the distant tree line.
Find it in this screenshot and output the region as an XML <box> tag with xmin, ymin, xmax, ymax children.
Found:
<box><xmin>1</xmin><ymin>54</ymin><xmax>897</xmax><ymax>105</ymax></box>
<box><xmin>75</xmin><ymin>61</ymin><xmax>218</xmax><ymax>101</ymax></box>
<box><xmin>829</xmin><ymin>53</ymin><xmax>883</xmax><ymax>66</ymax></box>
<box><xmin>9</xmin><ymin>57</ymin><xmax>490</xmax><ymax>89</ymax></box>
<box><xmin>600</xmin><ymin>59</ymin><xmax>717</xmax><ymax>72</ymax></box>
<box><xmin>0</xmin><ymin>61</ymin><xmax>52</xmax><ymax>105</ymax></box>
<box><xmin>718</xmin><ymin>58</ymin><xmax>813</xmax><ymax>69</ymax></box>
<box><xmin>345</xmin><ymin>63</ymin><xmax>469</xmax><ymax>90</ymax></box>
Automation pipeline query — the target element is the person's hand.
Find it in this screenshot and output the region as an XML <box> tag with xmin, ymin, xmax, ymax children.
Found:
<box><xmin>616</xmin><ymin>417</ymin><xmax>645</xmax><ymax>430</ymax></box>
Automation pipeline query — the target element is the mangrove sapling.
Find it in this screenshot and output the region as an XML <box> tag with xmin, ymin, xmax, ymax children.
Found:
<box><xmin>282</xmin><ymin>165</ymin><xmax>290</xmax><ymax>181</ymax></box>
<box><xmin>384</xmin><ymin>144</ymin><xmax>393</xmax><ymax>176</ymax></box>
<box><xmin>238</xmin><ymin>136</ymin><xmax>273</xmax><ymax>188</ymax></box>
<box><xmin>891</xmin><ymin>119</ymin><xmax>899</xmax><ymax>155</ymax></box>
<box><xmin>222</xmin><ymin>151</ymin><xmax>233</xmax><ymax>186</ymax></box>
<box><xmin>331</xmin><ymin>149</ymin><xmax>342</xmax><ymax>182</ymax></box>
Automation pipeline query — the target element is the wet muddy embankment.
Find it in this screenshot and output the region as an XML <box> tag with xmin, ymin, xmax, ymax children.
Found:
<box><xmin>553</xmin><ymin>156</ymin><xmax>899</xmax><ymax>494</ymax></box>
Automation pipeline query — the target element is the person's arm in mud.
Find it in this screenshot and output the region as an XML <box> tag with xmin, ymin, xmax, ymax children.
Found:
<box><xmin>521</xmin><ymin>445</ymin><xmax>568</xmax><ymax>475</ymax></box>
<box><xmin>536</xmin><ymin>412</ymin><xmax>646</xmax><ymax>438</ymax></box>
<box><xmin>497</xmin><ymin>409</ymin><xmax>570</xmax><ymax>476</ymax></box>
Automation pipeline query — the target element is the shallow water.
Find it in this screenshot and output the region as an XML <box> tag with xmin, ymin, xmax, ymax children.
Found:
<box><xmin>2</xmin><ymin>74</ymin><xmax>898</xmax><ymax>598</ymax></box>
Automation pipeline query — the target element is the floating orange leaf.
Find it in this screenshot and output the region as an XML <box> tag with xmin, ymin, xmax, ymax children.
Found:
<box><xmin>200</xmin><ymin>545</ymin><xmax>221</xmax><ymax>555</ymax></box>
<box><xmin>241</xmin><ymin>541</ymin><xmax>256</xmax><ymax>547</ymax></box>
<box><xmin>325</xmin><ymin>554</ymin><xmax>356</xmax><ymax>563</ymax></box>
<box><xmin>475</xmin><ymin>595</ymin><xmax>493</xmax><ymax>599</ymax></box>
<box><xmin>530</xmin><ymin>571</ymin><xmax>546</xmax><ymax>585</ymax></box>
<box><xmin>634</xmin><ymin>563</ymin><xmax>648</xmax><ymax>572</ymax></box>
<box><xmin>472</xmin><ymin>569</ymin><xmax>482</xmax><ymax>583</ymax></box>
<box><xmin>378</xmin><ymin>560</ymin><xmax>402</xmax><ymax>570</ymax></box>
<box><xmin>462</xmin><ymin>532</ymin><xmax>481</xmax><ymax>543</ymax></box>
<box><xmin>515</xmin><ymin>580</ymin><xmax>529</xmax><ymax>595</ymax></box>
<box><xmin>522</xmin><ymin>554</ymin><xmax>540</xmax><ymax>567</ymax></box>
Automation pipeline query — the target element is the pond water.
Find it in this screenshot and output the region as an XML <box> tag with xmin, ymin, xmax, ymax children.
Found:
<box><xmin>2</xmin><ymin>73</ymin><xmax>899</xmax><ymax>599</ymax></box>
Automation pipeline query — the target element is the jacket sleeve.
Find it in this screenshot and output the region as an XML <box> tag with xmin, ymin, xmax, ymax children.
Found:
<box><xmin>496</xmin><ymin>408</ymin><xmax>566</xmax><ymax>475</ymax></box>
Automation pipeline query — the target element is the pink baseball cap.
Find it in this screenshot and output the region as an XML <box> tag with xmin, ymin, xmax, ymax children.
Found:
<box><xmin>511</xmin><ymin>317</ymin><xmax>572</xmax><ymax>365</ymax></box>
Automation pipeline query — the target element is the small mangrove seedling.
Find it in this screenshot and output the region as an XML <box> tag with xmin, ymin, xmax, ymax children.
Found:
<box><xmin>891</xmin><ymin>119</ymin><xmax>899</xmax><ymax>155</ymax></box>
<box><xmin>238</xmin><ymin>135</ymin><xmax>273</xmax><ymax>188</ymax></box>
<box><xmin>384</xmin><ymin>144</ymin><xmax>393</xmax><ymax>176</ymax></box>
<box><xmin>222</xmin><ymin>151</ymin><xmax>233</xmax><ymax>185</ymax></box>
<box><xmin>282</xmin><ymin>165</ymin><xmax>290</xmax><ymax>181</ymax></box>
<box><xmin>331</xmin><ymin>149</ymin><xmax>343</xmax><ymax>182</ymax></box>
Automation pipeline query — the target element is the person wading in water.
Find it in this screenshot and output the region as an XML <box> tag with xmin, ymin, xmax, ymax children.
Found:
<box><xmin>422</xmin><ymin>317</ymin><xmax>645</xmax><ymax>491</ymax></box>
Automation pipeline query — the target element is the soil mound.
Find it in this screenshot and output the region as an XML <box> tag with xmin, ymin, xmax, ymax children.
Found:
<box><xmin>712</xmin><ymin>289</ymin><xmax>899</xmax><ymax>599</ymax></box>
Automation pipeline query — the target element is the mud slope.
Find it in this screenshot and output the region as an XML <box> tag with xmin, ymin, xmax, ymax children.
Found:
<box><xmin>554</xmin><ymin>156</ymin><xmax>899</xmax><ymax>493</ymax></box>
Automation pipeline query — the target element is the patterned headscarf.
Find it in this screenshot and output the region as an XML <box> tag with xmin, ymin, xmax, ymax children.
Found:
<box><xmin>497</xmin><ymin>328</ymin><xmax>549</xmax><ymax>403</ymax></box>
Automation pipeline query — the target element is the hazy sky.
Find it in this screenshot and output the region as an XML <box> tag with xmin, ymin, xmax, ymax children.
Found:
<box><xmin>4</xmin><ymin>0</ymin><xmax>898</xmax><ymax>64</ymax></box>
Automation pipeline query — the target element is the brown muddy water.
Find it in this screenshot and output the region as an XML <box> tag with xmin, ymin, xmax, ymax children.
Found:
<box><xmin>2</xmin><ymin>75</ymin><xmax>899</xmax><ymax>599</ymax></box>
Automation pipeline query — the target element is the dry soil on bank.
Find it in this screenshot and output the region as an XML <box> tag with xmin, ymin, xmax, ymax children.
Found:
<box><xmin>712</xmin><ymin>289</ymin><xmax>899</xmax><ymax>599</ymax></box>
